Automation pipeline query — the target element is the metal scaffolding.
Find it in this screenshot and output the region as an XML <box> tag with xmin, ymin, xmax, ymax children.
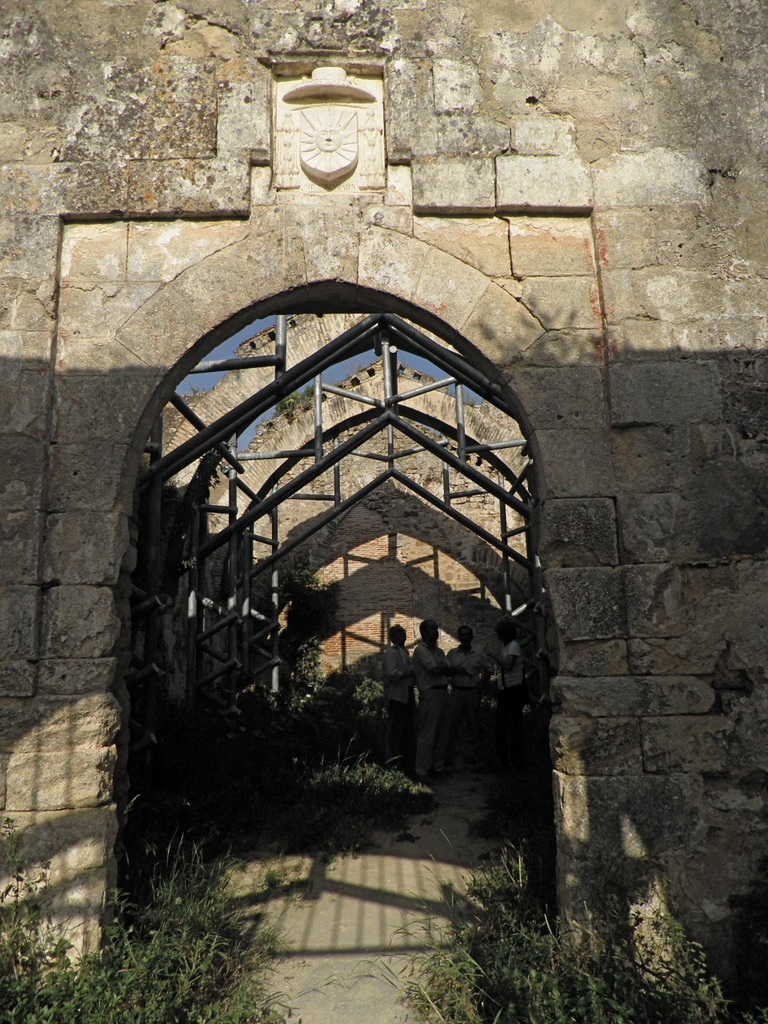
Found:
<box><xmin>128</xmin><ymin>313</ymin><xmax>549</xmax><ymax>753</ymax></box>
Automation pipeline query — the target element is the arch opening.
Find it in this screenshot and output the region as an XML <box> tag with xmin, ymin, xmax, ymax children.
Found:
<box><xmin>127</xmin><ymin>309</ymin><xmax>551</xmax><ymax>756</ymax></box>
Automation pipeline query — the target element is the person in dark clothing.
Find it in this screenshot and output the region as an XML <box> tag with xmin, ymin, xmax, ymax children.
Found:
<box><xmin>383</xmin><ymin>623</ymin><xmax>416</xmax><ymax>773</ymax></box>
<box><xmin>494</xmin><ymin>617</ymin><xmax>528</xmax><ymax>770</ymax></box>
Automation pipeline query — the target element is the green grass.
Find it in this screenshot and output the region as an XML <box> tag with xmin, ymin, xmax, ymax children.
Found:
<box><xmin>262</xmin><ymin>758</ymin><xmax>433</xmax><ymax>854</ymax></box>
<box><xmin>407</xmin><ymin>845</ymin><xmax>768</xmax><ymax>1024</ymax></box>
<box><xmin>0</xmin><ymin>823</ymin><xmax>284</xmax><ymax>1024</ymax></box>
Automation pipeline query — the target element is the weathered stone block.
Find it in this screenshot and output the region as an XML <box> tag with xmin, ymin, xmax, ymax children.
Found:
<box><xmin>358</xmin><ymin>224</ymin><xmax>426</xmax><ymax>310</ymax></box>
<box><xmin>53</xmin><ymin>371</ymin><xmax>161</xmax><ymax>446</ymax></box>
<box><xmin>0</xmin><ymin>807</ymin><xmax>118</xmax><ymax>889</ymax></box>
<box><xmin>0</xmin><ymin>368</ymin><xmax>49</xmax><ymax>437</ymax></box>
<box><xmin>385</xmin><ymin>58</ymin><xmax>436</xmax><ymax>161</ymax></box>
<box><xmin>558</xmin><ymin>639</ymin><xmax>629</xmax><ymax>677</ymax></box>
<box><xmin>521</xmin><ymin>329</ymin><xmax>603</xmax><ymax>367</ymax></box>
<box><xmin>552</xmin><ymin>714</ymin><xmax>642</xmax><ymax>775</ymax></box>
<box><xmin>250</xmin><ymin>166</ymin><xmax>277</xmax><ymax>207</ymax></box>
<box><xmin>623</xmin><ymin>564</ymin><xmax>685</xmax><ymax>638</ymax></box>
<box><xmin>514</xmin><ymin>366</ymin><xmax>605</xmax><ymax>429</ymax></box>
<box><xmin>364</xmin><ymin>204</ymin><xmax>414</xmax><ymax>234</ymax></box>
<box><xmin>0</xmin><ymin>163</ymin><xmax>130</xmax><ymax>217</ymax></box>
<box><xmin>0</xmin><ymin>437</ymin><xmax>45</xmax><ymax>511</ymax></box>
<box><xmin>603</xmin><ymin>269</ymin><xmax>731</xmax><ymax>327</ymax></box>
<box><xmin>461</xmin><ymin>282</ymin><xmax>544</xmax><ymax>368</ymax></box>
<box><xmin>521</xmin><ymin>276</ymin><xmax>601</xmax><ymax>330</ymax></box>
<box><xmin>294</xmin><ymin>204</ymin><xmax>361</xmax><ymax>287</ymax></box>
<box><xmin>496</xmin><ymin>155</ymin><xmax>592</xmax><ymax>211</ymax></box>
<box><xmin>611</xmin><ymin>424</ymin><xmax>689</xmax><ymax>493</ymax></box>
<box><xmin>0</xmin><ymin>511</ymin><xmax>41</xmax><ymax>584</ymax></box>
<box><xmin>627</xmin><ymin>635</ymin><xmax>723</xmax><ymax>676</ymax></box>
<box><xmin>432</xmin><ymin>59</ymin><xmax>483</xmax><ymax>114</ymax></box>
<box><xmin>37</xmin><ymin>658</ymin><xmax>117</xmax><ymax>696</ymax></box>
<box><xmin>0</xmin><ymin>215</ymin><xmax>61</xmax><ymax>278</ymax></box>
<box><xmin>127</xmin><ymin>158</ymin><xmax>250</xmax><ymax>217</ymax></box>
<box><xmin>593</xmin><ymin>206</ymin><xmax>715</xmax><ymax>273</ymax></box>
<box><xmin>513</xmin><ymin>115</ymin><xmax>577</xmax><ymax>156</ymax></box>
<box><xmin>412</xmin><ymin>156</ymin><xmax>496</xmax><ymax>213</ymax></box>
<box><xmin>414</xmin><ymin>216</ymin><xmax>511</xmax><ymax>278</ymax></box>
<box><xmin>545</xmin><ymin>567</ymin><xmax>626</xmax><ymax>640</ymax></box>
<box><xmin>530</xmin><ymin>427</ymin><xmax>615</xmax><ymax>499</ymax></box>
<box><xmin>57</xmin><ymin>284</ymin><xmax>161</xmax><ymax>368</ymax></box>
<box><xmin>125</xmin><ymin>219</ymin><xmax>249</xmax><ymax>283</ymax></box>
<box><xmin>618</xmin><ymin>492</ymin><xmax>682</xmax><ymax>563</ymax></box>
<box><xmin>6</xmin><ymin>747</ymin><xmax>116</xmax><ymax>810</ymax></box>
<box><xmin>0</xmin><ymin>280</ymin><xmax>53</xmax><ymax>335</ymax></box>
<box><xmin>0</xmin><ymin>662</ymin><xmax>36</xmax><ymax>697</ymax></box>
<box><xmin>39</xmin><ymin>865</ymin><xmax>112</xmax><ymax>956</ymax></box>
<box><xmin>608</xmin><ymin>361</ymin><xmax>721</xmax><ymax>426</ymax></box>
<box><xmin>643</xmin><ymin>712</ymin><xmax>768</xmax><ymax>774</ymax></box>
<box><xmin>41</xmin><ymin>587</ymin><xmax>120</xmax><ymax>660</ymax></box>
<box><xmin>592</xmin><ymin>148</ymin><xmax>708</xmax><ymax>207</ymax></box>
<box><xmin>168</xmin><ymin>208</ymin><xmax>306</xmax><ymax>329</ymax></box>
<box><xmin>539</xmin><ymin>497</ymin><xmax>618</xmax><ymax>566</ymax></box>
<box><xmin>0</xmin><ymin>587</ymin><xmax>39</xmax><ymax>660</ymax></box>
<box><xmin>47</xmin><ymin>442</ymin><xmax>134</xmax><ymax>514</ymax></box>
<box><xmin>44</xmin><ymin>512</ymin><xmax>130</xmax><ymax>587</ymax></box>
<box><xmin>0</xmin><ymin>694</ymin><xmax>121</xmax><ymax>753</ymax></box>
<box><xmin>216</xmin><ymin>76</ymin><xmax>270</xmax><ymax>161</ymax></box>
<box><xmin>60</xmin><ymin>223</ymin><xmax>128</xmax><ymax>285</ymax></box>
<box><xmin>552</xmin><ymin>676</ymin><xmax>715</xmax><ymax>716</ymax></box>
<box><xmin>385</xmin><ymin>165</ymin><xmax>412</xmax><ymax>208</ymax></box>
<box><xmin>508</xmin><ymin>215</ymin><xmax>595</xmax><ymax>277</ymax></box>
<box><xmin>599</xmin><ymin>268</ymin><xmax>643</xmax><ymax>322</ymax></box>
<box><xmin>638</xmin><ymin>269</ymin><xmax>728</xmax><ymax>323</ymax></box>
<box><xmin>553</xmin><ymin>770</ymin><xmax>703</xmax><ymax>861</ymax></box>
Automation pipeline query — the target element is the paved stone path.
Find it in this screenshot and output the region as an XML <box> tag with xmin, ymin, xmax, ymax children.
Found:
<box><xmin>236</xmin><ymin>768</ymin><xmax>495</xmax><ymax>1024</ymax></box>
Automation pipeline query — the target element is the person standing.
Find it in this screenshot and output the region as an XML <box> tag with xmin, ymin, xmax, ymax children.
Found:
<box><xmin>383</xmin><ymin>624</ymin><xmax>416</xmax><ymax>773</ymax></box>
<box><xmin>446</xmin><ymin>625</ymin><xmax>492</xmax><ymax>765</ymax></box>
<box><xmin>494</xmin><ymin>617</ymin><xmax>528</xmax><ymax>771</ymax></box>
<box><xmin>412</xmin><ymin>619</ymin><xmax>454</xmax><ymax>779</ymax></box>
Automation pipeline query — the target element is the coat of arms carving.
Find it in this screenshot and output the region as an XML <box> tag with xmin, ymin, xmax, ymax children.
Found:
<box><xmin>274</xmin><ymin>67</ymin><xmax>385</xmax><ymax>192</ymax></box>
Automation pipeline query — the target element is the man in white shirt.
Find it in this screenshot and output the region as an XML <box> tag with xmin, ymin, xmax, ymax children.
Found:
<box><xmin>446</xmin><ymin>625</ymin><xmax>492</xmax><ymax>765</ymax></box>
<box><xmin>383</xmin><ymin>623</ymin><xmax>415</xmax><ymax>773</ymax></box>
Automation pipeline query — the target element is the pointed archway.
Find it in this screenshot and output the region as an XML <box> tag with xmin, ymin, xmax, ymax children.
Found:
<box><xmin>129</xmin><ymin>312</ymin><xmax>549</xmax><ymax>749</ymax></box>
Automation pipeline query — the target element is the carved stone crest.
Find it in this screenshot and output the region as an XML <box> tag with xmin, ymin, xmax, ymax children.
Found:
<box><xmin>274</xmin><ymin>67</ymin><xmax>385</xmax><ymax>193</ymax></box>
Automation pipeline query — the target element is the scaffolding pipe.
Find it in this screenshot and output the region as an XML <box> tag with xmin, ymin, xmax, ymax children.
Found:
<box><xmin>270</xmin><ymin>505</ymin><xmax>280</xmax><ymax>693</ymax></box>
<box><xmin>314</xmin><ymin>374</ymin><xmax>323</xmax><ymax>463</ymax></box>
<box><xmin>393</xmin><ymin>416</ymin><xmax>531</xmax><ymax>517</ymax></box>
<box><xmin>144</xmin><ymin>315</ymin><xmax>383</xmax><ymax>483</ymax></box>
<box><xmin>274</xmin><ymin>314</ymin><xmax>287</xmax><ymax>376</ymax></box>
<box><xmin>197</xmin><ymin>415</ymin><xmax>387</xmax><ymax>559</ymax></box>
<box><xmin>169</xmin><ymin>393</ymin><xmax>245</xmax><ymax>474</ymax></box>
<box><xmin>190</xmin><ymin>355</ymin><xmax>280</xmax><ymax>373</ymax></box>
<box><xmin>249</xmin><ymin>471</ymin><xmax>394</xmax><ymax>582</ymax></box>
<box><xmin>390</xmin><ymin>469</ymin><xmax>530</xmax><ymax>568</ymax></box>
<box><xmin>455</xmin><ymin>383</ymin><xmax>466</xmax><ymax>462</ymax></box>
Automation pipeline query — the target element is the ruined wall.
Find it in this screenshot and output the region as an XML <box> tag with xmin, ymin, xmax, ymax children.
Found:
<box><xmin>1</xmin><ymin>0</ymin><xmax>767</xmax><ymax>978</ymax></box>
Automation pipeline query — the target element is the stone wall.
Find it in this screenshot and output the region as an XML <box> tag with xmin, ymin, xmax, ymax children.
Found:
<box><xmin>0</xmin><ymin>0</ymin><xmax>767</xmax><ymax>981</ymax></box>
